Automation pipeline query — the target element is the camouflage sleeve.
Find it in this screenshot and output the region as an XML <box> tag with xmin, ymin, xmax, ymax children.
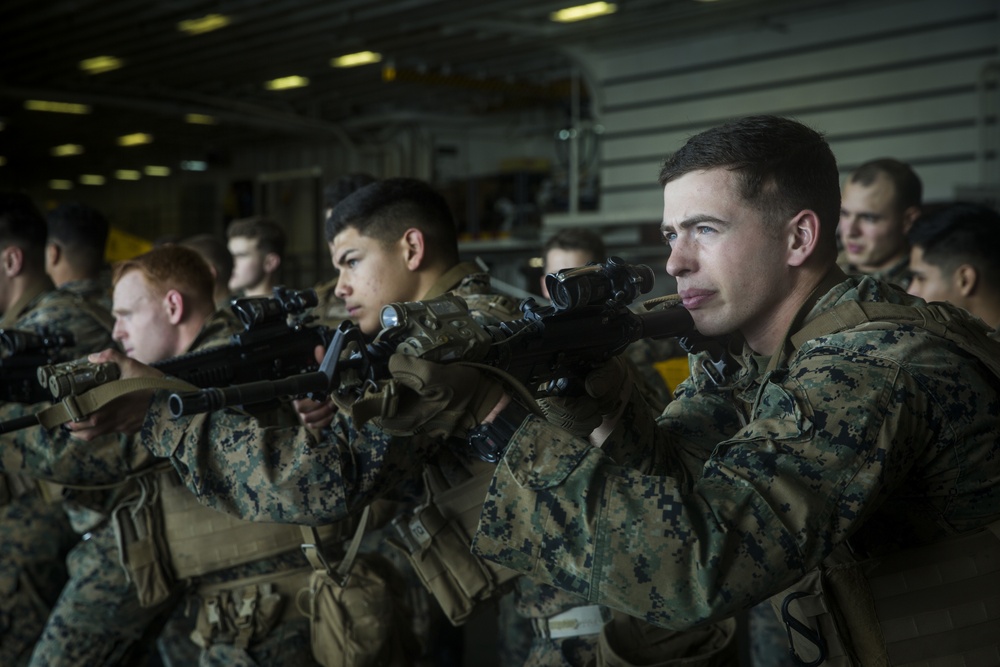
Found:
<box><xmin>0</xmin><ymin>401</ymin><xmax>151</xmax><ymax>483</ymax></box>
<box><xmin>473</xmin><ymin>349</ymin><xmax>931</xmax><ymax>629</ymax></box>
<box><xmin>141</xmin><ymin>391</ymin><xmax>435</xmax><ymax>524</ymax></box>
<box><xmin>16</xmin><ymin>296</ymin><xmax>114</xmax><ymax>360</ymax></box>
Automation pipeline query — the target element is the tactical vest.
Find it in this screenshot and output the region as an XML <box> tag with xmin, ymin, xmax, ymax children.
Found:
<box><xmin>113</xmin><ymin>465</ymin><xmax>347</xmax><ymax>609</ymax></box>
<box><xmin>768</xmin><ymin>300</ymin><xmax>1000</xmax><ymax>665</ymax></box>
<box><xmin>387</xmin><ymin>461</ymin><xmax>521</xmax><ymax>626</ymax></box>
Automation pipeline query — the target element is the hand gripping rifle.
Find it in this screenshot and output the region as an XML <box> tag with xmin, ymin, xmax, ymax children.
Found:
<box><xmin>0</xmin><ymin>286</ymin><xmax>333</xmax><ymax>433</ymax></box>
<box><xmin>167</xmin><ymin>257</ymin><xmax>711</xmax><ymax>418</ymax></box>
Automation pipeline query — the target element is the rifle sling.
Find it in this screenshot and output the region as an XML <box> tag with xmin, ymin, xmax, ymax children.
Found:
<box><xmin>36</xmin><ymin>376</ymin><xmax>199</xmax><ymax>429</ymax></box>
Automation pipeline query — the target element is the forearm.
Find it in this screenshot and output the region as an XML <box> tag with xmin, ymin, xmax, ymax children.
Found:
<box><xmin>0</xmin><ymin>401</ymin><xmax>146</xmax><ymax>484</ymax></box>
<box><xmin>473</xmin><ymin>419</ymin><xmax>806</xmax><ymax>628</ymax></box>
<box><xmin>142</xmin><ymin>391</ymin><xmax>433</xmax><ymax>524</ymax></box>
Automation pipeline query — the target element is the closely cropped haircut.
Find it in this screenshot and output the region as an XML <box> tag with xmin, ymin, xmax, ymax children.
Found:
<box><xmin>181</xmin><ymin>234</ymin><xmax>234</xmax><ymax>289</ymax></box>
<box><xmin>908</xmin><ymin>202</ymin><xmax>1000</xmax><ymax>287</ymax></box>
<box><xmin>543</xmin><ymin>228</ymin><xmax>606</xmax><ymax>264</ymax></box>
<box><xmin>324</xmin><ymin>173</ymin><xmax>377</xmax><ymax>212</ymax></box>
<box><xmin>326</xmin><ymin>177</ymin><xmax>460</xmax><ymax>265</ymax></box>
<box><xmin>45</xmin><ymin>202</ymin><xmax>109</xmax><ymax>275</ymax></box>
<box><xmin>112</xmin><ymin>245</ymin><xmax>214</xmax><ymax>309</ymax></box>
<box><xmin>658</xmin><ymin>115</ymin><xmax>841</xmax><ymax>255</ymax></box>
<box><xmin>849</xmin><ymin>158</ymin><xmax>923</xmax><ymax>213</ymax></box>
<box><xmin>226</xmin><ymin>217</ymin><xmax>286</xmax><ymax>258</ymax></box>
<box><xmin>0</xmin><ymin>192</ymin><xmax>48</xmax><ymax>265</ymax></box>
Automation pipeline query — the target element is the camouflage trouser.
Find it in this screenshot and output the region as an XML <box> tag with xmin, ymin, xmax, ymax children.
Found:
<box><xmin>523</xmin><ymin>635</ymin><xmax>600</xmax><ymax>667</ymax></box>
<box><xmin>197</xmin><ymin>617</ymin><xmax>316</xmax><ymax>667</ymax></box>
<box><xmin>748</xmin><ymin>599</ymin><xmax>797</xmax><ymax>667</ymax></box>
<box><xmin>0</xmin><ymin>494</ymin><xmax>76</xmax><ymax>667</ymax></box>
<box><xmin>496</xmin><ymin>592</ymin><xmax>532</xmax><ymax>667</ymax></box>
<box><xmin>29</xmin><ymin>521</ymin><xmax>174</xmax><ymax>666</ymax></box>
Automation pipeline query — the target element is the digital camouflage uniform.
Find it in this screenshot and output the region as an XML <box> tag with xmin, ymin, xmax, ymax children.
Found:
<box><xmin>0</xmin><ymin>309</ymin><xmax>319</xmax><ymax>666</ymax></box>
<box><xmin>141</xmin><ymin>264</ymin><xmax>660</xmax><ymax>666</ymax></box>
<box><xmin>0</xmin><ymin>280</ymin><xmax>115</xmax><ymax>667</ymax></box>
<box><xmin>470</xmin><ymin>270</ymin><xmax>1000</xmax><ymax>661</ymax></box>
<box><xmin>58</xmin><ymin>276</ymin><xmax>113</xmax><ymax>313</ymax></box>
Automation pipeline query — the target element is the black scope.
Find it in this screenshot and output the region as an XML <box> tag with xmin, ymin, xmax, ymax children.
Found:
<box><xmin>0</xmin><ymin>329</ymin><xmax>73</xmax><ymax>356</ymax></box>
<box><xmin>231</xmin><ymin>287</ymin><xmax>318</xmax><ymax>329</ymax></box>
<box><xmin>544</xmin><ymin>257</ymin><xmax>655</xmax><ymax>311</ymax></box>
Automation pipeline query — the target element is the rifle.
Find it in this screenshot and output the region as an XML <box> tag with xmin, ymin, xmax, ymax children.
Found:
<box><xmin>0</xmin><ymin>286</ymin><xmax>334</xmax><ymax>433</ymax></box>
<box><xmin>168</xmin><ymin>257</ymin><xmax>712</xmax><ymax>417</ymax></box>
<box><xmin>0</xmin><ymin>329</ymin><xmax>75</xmax><ymax>404</ymax></box>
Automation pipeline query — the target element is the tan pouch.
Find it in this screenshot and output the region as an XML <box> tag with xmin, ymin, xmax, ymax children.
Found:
<box><xmin>388</xmin><ymin>464</ymin><xmax>519</xmax><ymax>625</ymax></box>
<box><xmin>305</xmin><ymin>552</ymin><xmax>415</xmax><ymax>667</ymax></box>
<box><xmin>111</xmin><ymin>474</ymin><xmax>175</xmax><ymax>608</ymax></box>
<box><xmin>301</xmin><ymin>507</ymin><xmax>418</xmax><ymax>667</ymax></box>
<box><xmin>597</xmin><ymin>611</ymin><xmax>738</xmax><ymax>667</ymax></box>
<box><xmin>192</xmin><ymin>567</ymin><xmax>309</xmax><ymax>650</ymax></box>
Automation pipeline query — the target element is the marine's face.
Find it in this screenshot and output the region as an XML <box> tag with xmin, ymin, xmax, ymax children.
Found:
<box><xmin>541</xmin><ymin>248</ymin><xmax>595</xmax><ymax>300</ymax></box>
<box><xmin>111</xmin><ymin>270</ymin><xmax>178</xmax><ymax>364</ymax></box>
<box><xmin>907</xmin><ymin>245</ymin><xmax>962</xmax><ymax>306</ymax></box>
<box><xmin>330</xmin><ymin>227</ymin><xmax>421</xmax><ymax>335</ymax></box>
<box><xmin>662</xmin><ymin>168</ymin><xmax>790</xmax><ymax>344</ymax></box>
<box><xmin>227</xmin><ymin>236</ymin><xmax>267</xmax><ymax>293</ymax></box>
<box><xmin>838</xmin><ymin>174</ymin><xmax>910</xmax><ymax>273</ymax></box>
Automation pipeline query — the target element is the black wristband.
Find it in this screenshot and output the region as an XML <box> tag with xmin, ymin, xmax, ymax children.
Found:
<box><xmin>467</xmin><ymin>400</ymin><xmax>531</xmax><ymax>463</ymax></box>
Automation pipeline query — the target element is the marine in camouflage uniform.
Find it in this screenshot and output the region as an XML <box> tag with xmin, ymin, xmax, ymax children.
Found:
<box><xmin>1</xmin><ymin>250</ymin><xmax>328</xmax><ymax>666</ymax></box>
<box><xmin>0</xmin><ymin>281</ymin><xmax>115</xmax><ymax>666</ymax></box>
<box><xmin>470</xmin><ymin>273</ymin><xmax>1000</xmax><ymax>656</ymax></box>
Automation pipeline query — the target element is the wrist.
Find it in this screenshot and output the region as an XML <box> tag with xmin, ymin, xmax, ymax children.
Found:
<box><xmin>482</xmin><ymin>393</ymin><xmax>512</xmax><ymax>424</ymax></box>
<box><xmin>468</xmin><ymin>399</ymin><xmax>530</xmax><ymax>463</ymax></box>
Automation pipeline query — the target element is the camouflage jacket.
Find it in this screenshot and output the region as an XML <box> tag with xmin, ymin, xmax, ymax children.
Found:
<box><xmin>1</xmin><ymin>278</ymin><xmax>113</xmax><ymax>356</ymax></box>
<box><xmin>59</xmin><ymin>276</ymin><xmax>113</xmax><ymax>314</ymax></box>
<box><xmin>472</xmin><ymin>272</ymin><xmax>1000</xmax><ymax>629</ymax></box>
<box><xmin>840</xmin><ymin>254</ymin><xmax>912</xmax><ymax>290</ymax></box>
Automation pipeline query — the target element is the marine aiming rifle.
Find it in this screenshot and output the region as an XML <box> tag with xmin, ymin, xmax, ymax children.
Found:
<box><xmin>0</xmin><ymin>329</ymin><xmax>75</xmax><ymax>404</ymax></box>
<box><xmin>168</xmin><ymin>257</ymin><xmax>714</xmax><ymax>417</ymax></box>
<box><xmin>0</xmin><ymin>286</ymin><xmax>334</xmax><ymax>433</ymax></box>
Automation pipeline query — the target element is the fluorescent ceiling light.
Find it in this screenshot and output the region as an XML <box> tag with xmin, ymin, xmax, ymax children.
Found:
<box><xmin>24</xmin><ymin>100</ymin><xmax>91</xmax><ymax>114</ymax></box>
<box><xmin>331</xmin><ymin>51</ymin><xmax>382</xmax><ymax>68</ymax></box>
<box><xmin>117</xmin><ymin>133</ymin><xmax>153</xmax><ymax>147</ymax></box>
<box><xmin>178</xmin><ymin>14</ymin><xmax>230</xmax><ymax>35</ymax></box>
<box><xmin>50</xmin><ymin>179</ymin><xmax>74</xmax><ymax>190</ymax></box>
<box><xmin>80</xmin><ymin>55</ymin><xmax>123</xmax><ymax>74</ymax></box>
<box><xmin>181</xmin><ymin>160</ymin><xmax>208</xmax><ymax>171</ymax></box>
<box><xmin>550</xmin><ymin>2</ymin><xmax>617</xmax><ymax>22</ymax></box>
<box><xmin>185</xmin><ymin>113</ymin><xmax>217</xmax><ymax>125</ymax></box>
<box><xmin>145</xmin><ymin>165</ymin><xmax>171</xmax><ymax>176</ymax></box>
<box><xmin>51</xmin><ymin>144</ymin><xmax>84</xmax><ymax>157</ymax></box>
<box><xmin>264</xmin><ymin>76</ymin><xmax>309</xmax><ymax>90</ymax></box>
<box><xmin>79</xmin><ymin>174</ymin><xmax>105</xmax><ymax>186</ymax></box>
<box><xmin>115</xmin><ymin>170</ymin><xmax>141</xmax><ymax>180</ymax></box>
